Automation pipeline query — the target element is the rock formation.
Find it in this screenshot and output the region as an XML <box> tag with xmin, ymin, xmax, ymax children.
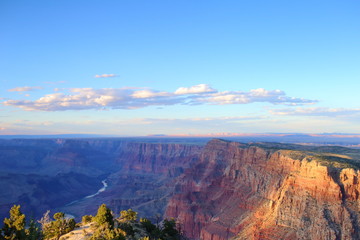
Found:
<box><xmin>166</xmin><ymin>139</ymin><xmax>360</xmax><ymax>240</ymax></box>
<box><xmin>2</xmin><ymin>138</ymin><xmax>360</xmax><ymax>239</ymax></box>
<box><xmin>0</xmin><ymin>138</ymin><xmax>202</xmax><ymax>220</ymax></box>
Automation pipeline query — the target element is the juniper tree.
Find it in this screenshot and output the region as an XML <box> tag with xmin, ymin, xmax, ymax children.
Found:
<box><xmin>2</xmin><ymin>205</ymin><xmax>26</xmax><ymax>240</ymax></box>
<box><xmin>94</xmin><ymin>204</ymin><xmax>114</xmax><ymax>228</ymax></box>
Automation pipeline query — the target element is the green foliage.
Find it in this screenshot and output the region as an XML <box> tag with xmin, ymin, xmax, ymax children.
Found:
<box><xmin>161</xmin><ymin>218</ymin><xmax>181</xmax><ymax>240</ymax></box>
<box><xmin>94</xmin><ymin>204</ymin><xmax>114</xmax><ymax>228</ymax></box>
<box><xmin>139</xmin><ymin>237</ymin><xmax>150</xmax><ymax>240</ymax></box>
<box><xmin>281</xmin><ymin>149</ymin><xmax>360</xmax><ymax>170</ymax></box>
<box><xmin>2</xmin><ymin>205</ymin><xmax>26</xmax><ymax>240</ymax></box>
<box><xmin>117</xmin><ymin>222</ymin><xmax>135</xmax><ymax>237</ymax></box>
<box><xmin>67</xmin><ymin>219</ymin><xmax>76</xmax><ymax>232</ymax></box>
<box><xmin>90</xmin><ymin>223</ymin><xmax>125</xmax><ymax>240</ymax></box>
<box><xmin>140</xmin><ymin>218</ymin><xmax>161</xmax><ymax>237</ymax></box>
<box><xmin>1</xmin><ymin>204</ymin><xmax>184</xmax><ymax>240</ymax></box>
<box><xmin>1</xmin><ymin>205</ymin><xmax>42</xmax><ymax>240</ymax></box>
<box><xmin>25</xmin><ymin>219</ymin><xmax>42</xmax><ymax>240</ymax></box>
<box><xmin>42</xmin><ymin>212</ymin><xmax>76</xmax><ymax>240</ymax></box>
<box><xmin>119</xmin><ymin>209</ymin><xmax>137</xmax><ymax>222</ymax></box>
<box><xmin>82</xmin><ymin>215</ymin><xmax>93</xmax><ymax>224</ymax></box>
<box><xmin>53</xmin><ymin>212</ymin><xmax>65</xmax><ymax>221</ymax></box>
<box><xmin>314</xmin><ymin>155</ymin><xmax>360</xmax><ymax>169</ymax></box>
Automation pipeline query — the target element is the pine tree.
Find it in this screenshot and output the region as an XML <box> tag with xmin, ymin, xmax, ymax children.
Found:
<box><xmin>2</xmin><ymin>205</ymin><xmax>26</xmax><ymax>240</ymax></box>
<box><xmin>26</xmin><ymin>219</ymin><xmax>42</xmax><ymax>240</ymax></box>
<box><xmin>161</xmin><ymin>218</ymin><xmax>181</xmax><ymax>240</ymax></box>
<box><xmin>42</xmin><ymin>212</ymin><xmax>76</xmax><ymax>240</ymax></box>
<box><xmin>94</xmin><ymin>204</ymin><xmax>114</xmax><ymax>228</ymax></box>
<box><xmin>119</xmin><ymin>209</ymin><xmax>137</xmax><ymax>222</ymax></box>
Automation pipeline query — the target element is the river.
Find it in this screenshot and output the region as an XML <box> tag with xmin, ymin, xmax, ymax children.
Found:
<box><xmin>66</xmin><ymin>179</ymin><xmax>108</xmax><ymax>207</ymax></box>
<box><xmin>84</xmin><ymin>180</ymin><xmax>108</xmax><ymax>199</ymax></box>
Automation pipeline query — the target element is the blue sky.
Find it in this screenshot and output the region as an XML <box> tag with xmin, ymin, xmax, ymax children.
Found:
<box><xmin>1</xmin><ymin>0</ymin><xmax>359</xmax><ymax>136</ymax></box>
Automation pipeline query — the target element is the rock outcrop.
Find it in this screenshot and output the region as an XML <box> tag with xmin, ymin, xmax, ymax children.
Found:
<box><xmin>166</xmin><ymin>139</ymin><xmax>360</xmax><ymax>240</ymax></box>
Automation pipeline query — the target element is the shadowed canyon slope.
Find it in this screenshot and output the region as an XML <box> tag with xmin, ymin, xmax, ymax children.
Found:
<box><xmin>0</xmin><ymin>138</ymin><xmax>202</xmax><ymax>219</ymax></box>
<box><xmin>1</xmin><ymin>138</ymin><xmax>360</xmax><ymax>239</ymax></box>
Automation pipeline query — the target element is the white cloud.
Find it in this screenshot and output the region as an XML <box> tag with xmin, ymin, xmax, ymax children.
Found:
<box><xmin>2</xmin><ymin>84</ymin><xmax>317</xmax><ymax>111</ymax></box>
<box><xmin>94</xmin><ymin>74</ymin><xmax>117</xmax><ymax>78</ymax></box>
<box><xmin>8</xmin><ymin>86</ymin><xmax>43</xmax><ymax>92</ymax></box>
<box><xmin>270</xmin><ymin>107</ymin><xmax>360</xmax><ymax>117</ymax></box>
<box><xmin>132</xmin><ymin>90</ymin><xmax>171</xmax><ymax>98</ymax></box>
<box><xmin>197</xmin><ymin>88</ymin><xmax>315</xmax><ymax>106</ymax></box>
<box><xmin>143</xmin><ymin>116</ymin><xmax>263</xmax><ymax>124</ymax></box>
<box><xmin>175</xmin><ymin>84</ymin><xmax>217</xmax><ymax>95</ymax></box>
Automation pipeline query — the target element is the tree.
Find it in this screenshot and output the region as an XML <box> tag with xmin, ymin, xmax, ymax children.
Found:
<box><xmin>82</xmin><ymin>215</ymin><xmax>93</xmax><ymax>224</ymax></box>
<box><xmin>2</xmin><ymin>205</ymin><xmax>26</xmax><ymax>240</ymax></box>
<box><xmin>25</xmin><ymin>219</ymin><xmax>42</xmax><ymax>240</ymax></box>
<box><xmin>42</xmin><ymin>212</ymin><xmax>76</xmax><ymax>240</ymax></box>
<box><xmin>38</xmin><ymin>210</ymin><xmax>51</xmax><ymax>230</ymax></box>
<box><xmin>94</xmin><ymin>204</ymin><xmax>114</xmax><ymax>228</ymax></box>
<box><xmin>140</xmin><ymin>218</ymin><xmax>161</xmax><ymax>237</ymax></box>
<box><xmin>119</xmin><ymin>209</ymin><xmax>137</xmax><ymax>222</ymax></box>
<box><xmin>90</xmin><ymin>223</ymin><xmax>125</xmax><ymax>240</ymax></box>
<box><xmin>161</xmin><ymin>218</ymin><xmax>181</xmax><ymax>240</ymax></box>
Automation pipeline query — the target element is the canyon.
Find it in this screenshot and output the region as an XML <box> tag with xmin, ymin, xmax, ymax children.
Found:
<box><xmin>1</xmin><ymin>138</ymin><xmax>360</xmax><ymax>239</ymax></box>
<box><xmin>0</xmin><ymin>138</ymin><xmax>203</xmax><ymax>220</ymax></box>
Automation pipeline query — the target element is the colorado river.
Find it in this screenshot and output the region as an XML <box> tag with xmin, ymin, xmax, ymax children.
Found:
<box><xmin>66</xmin><ymin>179</ymin><xmax>108</xmax><ymax>206</ymax></box>
<box><xmin>84</xmin><ymin>180</ymin><xmax>108</xmax><ymax>199</ymax></box>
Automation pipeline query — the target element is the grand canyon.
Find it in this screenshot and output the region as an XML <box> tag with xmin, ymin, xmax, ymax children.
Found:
<box><xmin>1</xmin><ymin>137</ymin><xmax>360</xmax><ymax>239</ymax></box>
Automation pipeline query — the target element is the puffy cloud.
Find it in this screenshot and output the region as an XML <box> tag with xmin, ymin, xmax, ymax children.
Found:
<box><xmin>2</xmin><ymin>84</ymin><xmax>316</xmax><ymax>111</ymax></box>
<box><xmin>8</xmin><ymin>86</ymin><xmax>43</xmax><ymax>92</ymax></box>
<box><xmin>94</xmin><ymin>74</ymin><xmax>117</xmax><ymax>78</ymax></box>
<box><xmin>175</xmin><ymin>84</ymin><xmax>217</xmax><ymax>95</ymax></box>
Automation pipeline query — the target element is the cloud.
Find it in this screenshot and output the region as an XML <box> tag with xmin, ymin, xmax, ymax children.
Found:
<box><xmin>2</xmin><ymin>84</ymin><xmax>317</xmax><ymax>111</ymax></box>
<box><xmin>270</xmin><ymin>107</ymin><xmax>360</xmax><ymax>117</ymax></box>
<box><xmin>94</xmin><ymin>74</ymin><xmax>117</xmax><ymax>78</ymax></box>
<box><xmin>142</xmin><ymin>116</ymin><xmax>264</xmax><ymax>124</ymax></box>
<box><xmin>8</xmin><ymin>86</ymin><xmax>43</xmax><ymax>92</ymax></box>
<box><xmin>132</xmin><ymin>90</ymin><xmax>171</xmax><ymax>98</ymax></box>
<box><xmin>196</xmin><ymin>88</ymin><xmax>316</xmax><ymax>106</ymax></box>
<box><xmin>175</xmin><ymin>84</ymin><xmax>217</xmax><ymax>95</ymax></box>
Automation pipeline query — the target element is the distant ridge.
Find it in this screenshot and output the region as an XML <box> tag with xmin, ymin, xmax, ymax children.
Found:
<box><xmin>1</xmin><ymin>133</ymin><xmax>360</xmax><ymax>147</ymax></box>
<box><xmin>0</xmin><ymin>134</ymin><xmax>109</xmax><ymax>139</ymax></box>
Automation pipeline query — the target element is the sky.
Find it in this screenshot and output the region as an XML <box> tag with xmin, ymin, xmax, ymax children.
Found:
<box><xmin>0</xmin><ymin>0</ymin><xmax>359</xmax><ymax>136</ymax></box>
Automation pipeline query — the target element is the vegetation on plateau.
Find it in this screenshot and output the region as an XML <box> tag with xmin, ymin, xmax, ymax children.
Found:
<box><xmin>0</xmin><ymin>204</ymin><xmax>183</xmax><ymax>240</ymax></box>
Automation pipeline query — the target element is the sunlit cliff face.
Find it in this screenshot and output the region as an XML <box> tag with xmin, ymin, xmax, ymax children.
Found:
<box><xmin>166</xmin><ymin>139</ymin><xmax>360</xmax><ymax>240</ymax></box>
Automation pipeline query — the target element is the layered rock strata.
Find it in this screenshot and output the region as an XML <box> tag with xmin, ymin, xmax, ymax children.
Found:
<box><xmin>166</xmin><ymin>139</ymin><xmax>360</xmax><ymax>240</ymax></box>
<box><xmin>0</xmin><ymin>139</ymin><xmax>202</xmax><ymax>219</ymax></box>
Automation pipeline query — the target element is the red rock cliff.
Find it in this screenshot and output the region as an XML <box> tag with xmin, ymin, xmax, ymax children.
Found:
<box><xmin>165</xmin><ymin>139</ymin><xmax>360</xmax><ymax>240</ymax></box>
<box><xmin>115</xmin><ymin>142</ymin><xmax>202</xmax><ymax>174</ymax></box>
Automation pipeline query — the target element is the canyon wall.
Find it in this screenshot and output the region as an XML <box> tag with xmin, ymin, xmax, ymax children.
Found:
<box><xmin>2</xmin><ymin>137</ymin><xmax>360</xmax><ymax>239</ymax></box>
<box><xmin>0</xmin><ymin>138</ymin><xmax>202</xmax><ymax>219</ymax></box>
<box><xmin>166</xmin><ymin>139</ymin><xmax>360</xmax><ymax>240</ymax></box>
<box><xmin>70</xmin><ymin>140</ymin><xmax>203</xmax><ymax>219</ymax></box>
